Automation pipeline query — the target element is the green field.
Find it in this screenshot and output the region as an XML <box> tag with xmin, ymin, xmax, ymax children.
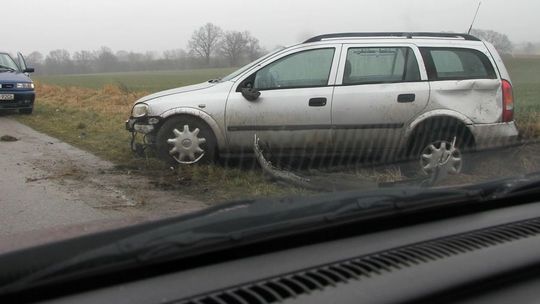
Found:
<box><xmin>34</xmin><ymin>68</ymin><xmax>236</xmax><ymax>92</ymax></box>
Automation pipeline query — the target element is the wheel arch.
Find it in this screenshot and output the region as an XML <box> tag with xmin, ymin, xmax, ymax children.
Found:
<box><xmin>404</xmin><ymin>110</ymin><xmax>477</xmax><ymax>152</ymax></box>
<box><xmin>159</xmin><ymin>107</ymin><xmax>226</xmax><ymax>150</ymax></box>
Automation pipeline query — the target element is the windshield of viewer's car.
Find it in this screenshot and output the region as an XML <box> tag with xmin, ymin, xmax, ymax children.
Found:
<box><xmin>0</xmin><ymin>0</ymin><xmax>539</xmax><ymax>267</ymax></box>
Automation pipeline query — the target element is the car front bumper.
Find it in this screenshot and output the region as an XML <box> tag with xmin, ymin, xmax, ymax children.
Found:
<box><xmin>125</xmin><ymin>116</ymin><xmax>161</xmax><ymax>134</ymax></box>
<box><xmin>0</xmin><ymin>90</ymin><xmax>35</xmax><ymax>110</ymax></box>
<box><xmin>468</xmin><ymin>121</ymin><xmax>519</xmax><ymax>150</ymax></box>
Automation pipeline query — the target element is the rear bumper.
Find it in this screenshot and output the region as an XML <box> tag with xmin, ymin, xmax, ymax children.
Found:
<box><xmin>468</xmin><ymin>121</ymin><xmax>519</xmax><ymax>150</ymax></box>
<box><xmin>0</xmin><ymin>91</ymin><xmax>35</xmax><ymax>110</ymax></box>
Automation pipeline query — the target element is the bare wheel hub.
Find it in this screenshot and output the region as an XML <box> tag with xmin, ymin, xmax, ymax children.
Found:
<box><xmin>167</xmin><ymin>125</ymin><xmax>206</xmax><ymax>164</ymax></box>
<box><xmin>420</xmin><ymin>140</ymin><xmax>463</xmax><ymax>175</ymax></box>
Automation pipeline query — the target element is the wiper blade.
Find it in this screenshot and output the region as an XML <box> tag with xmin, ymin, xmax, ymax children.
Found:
<box><xmin>4</xmin><ymin>172</ymin><xmax>540</xmax><ymax>296</ymax></box>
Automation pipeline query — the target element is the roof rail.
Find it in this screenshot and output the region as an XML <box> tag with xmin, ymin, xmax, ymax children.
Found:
<box><xmin>303</xmin><ymin>32</ymin><xmax>481</xmax><ymax>43</ymax></box>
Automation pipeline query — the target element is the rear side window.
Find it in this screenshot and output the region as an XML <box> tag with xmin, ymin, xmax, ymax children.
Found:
<box><xmin>421</xmin><ymin>48</ymin><xmax>497</xmax><ymax>80</ymax></box>
<box><xmin>343</xmin><ymin>47</ymin><xmax>421</xmax><ymax>85</ymax></box>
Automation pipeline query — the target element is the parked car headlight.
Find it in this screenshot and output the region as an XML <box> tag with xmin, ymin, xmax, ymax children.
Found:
<box><xmin>16</xmin><ymin>82</ymin><xmax>34</xmax><ymax>89</ymax></box>
<box><xmin>132</xmin><ymin>103</ymin><xmax>149</xmax><ymax>117</ymax></box>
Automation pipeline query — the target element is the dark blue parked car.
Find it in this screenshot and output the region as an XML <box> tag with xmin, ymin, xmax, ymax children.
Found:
<box><xmin>0</xmin><ymin>52</ymin><xmax>35</xmax><ymax>114</ymax></box>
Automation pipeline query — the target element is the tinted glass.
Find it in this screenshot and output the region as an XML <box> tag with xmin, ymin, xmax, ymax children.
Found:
<box><xmin>426</xmin><ymin>48</ymin><xmax>497</xmax><ymax>80</ymax></box>
<box><xmin>254</xmin><ymin>48</ymin><xmax>335</xmax><ymax>90</ymax></box>
<box><xmin>343</xmin><ymin>47</ymin><xmax>420</xmax><ymax>85</ymax></box>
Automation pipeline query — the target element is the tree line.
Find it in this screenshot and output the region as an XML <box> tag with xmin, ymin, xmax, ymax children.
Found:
<box><xmin>23</xmin><ymin>25</ymin><xmax>534</xmax><ymax>75</ymax></box>
<box><xmin>25</xmin><ymin>23</ymin><xmax>266</xmax><ymax>75</ymax></box>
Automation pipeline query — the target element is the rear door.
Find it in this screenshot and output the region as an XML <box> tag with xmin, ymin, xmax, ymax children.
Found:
<box><xmin>420</xmin><ymin>47</ymin><xmax>501</xmax><ymax>123</ymax></box>
<box><xmin>331</xmin><ymin>44</ymin><xmax>430</xmax><ymax>157</ymax></box>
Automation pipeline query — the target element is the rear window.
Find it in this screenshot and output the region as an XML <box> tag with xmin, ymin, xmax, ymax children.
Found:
<box><xmin>421</xmin><ymin>48</ymin><xmax>497</xmax><ymax>80</ymax></box>
<box><xmin>343</xmin><ymin>47</ymin><xmax>421</xmax><ymax>85</ymax></box>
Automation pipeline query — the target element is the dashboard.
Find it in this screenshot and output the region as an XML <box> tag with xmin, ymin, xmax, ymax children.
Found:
<box><xmin>39</xmin><ymin>200</ymin><xmax>540</xmax><ymax>304</ymax></box>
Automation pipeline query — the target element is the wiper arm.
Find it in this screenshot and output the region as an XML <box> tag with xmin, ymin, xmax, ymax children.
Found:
<box><xmin>476</xmin><ymin>171</ymin><xmax>540</xmax><ymax>199</ymax></box>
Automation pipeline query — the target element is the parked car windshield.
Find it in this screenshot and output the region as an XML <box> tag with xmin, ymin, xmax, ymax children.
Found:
<box><xmin>0</xmin><ymin>53</ymin><xmax>19</xmax><ymax>71</ymax></box>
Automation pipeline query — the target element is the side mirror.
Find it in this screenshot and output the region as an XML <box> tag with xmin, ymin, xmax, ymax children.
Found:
<box><xmin>24</xmin><ymin>67</ymin><xmax>35</xmax><ymax>73</ymax></box>
<box><xmin>241</xmin><ymin>88</ymin><xmax>261</xmax><ymax>102</ymax></box>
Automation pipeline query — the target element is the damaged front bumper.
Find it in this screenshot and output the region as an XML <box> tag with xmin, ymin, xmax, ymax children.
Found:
<box><xmin>126</xmin><ymin>116</ymin><xmax>161</xmax><ymax>155</ymax></box>
<box><xmin>125</xmin><ymin>116</ymin><xmax>161</xmax><ymax>134</ymax></box>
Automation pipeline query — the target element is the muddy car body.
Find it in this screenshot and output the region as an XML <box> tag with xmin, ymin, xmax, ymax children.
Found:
<box><xmin>126</xmin><ymin>32</ymin><xmax>519</xmax><ymax>172</ymax></box>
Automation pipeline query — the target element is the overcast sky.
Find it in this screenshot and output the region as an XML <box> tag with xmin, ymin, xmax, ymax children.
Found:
<box><xmin>2</xmin><ymin>0</ymin><xmax>539</xmax><ymax>55</ymax></box>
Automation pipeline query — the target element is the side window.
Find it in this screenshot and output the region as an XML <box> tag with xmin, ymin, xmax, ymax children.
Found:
<box><xmin>343</xmin><ymin>47</ymin><xmax>420</xmax><ymax>85</ymax></box>
<box><xmin>253</xmin><ymin>48</ymin><xmax>335</xmax><ymax>90</ymax></box>
<box><xmin>423</xmin><ymin>48</ymin><xmax>497</xmax><ymax>80</ymax></box>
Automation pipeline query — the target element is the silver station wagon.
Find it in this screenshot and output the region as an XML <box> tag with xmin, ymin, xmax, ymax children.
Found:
<box><xmin>126</xmin><ymin>32</ymin><xmax>518</xmax><ymax>174</ymax></box>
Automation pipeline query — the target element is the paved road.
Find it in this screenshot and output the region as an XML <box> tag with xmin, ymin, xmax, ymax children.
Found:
<box><xmin>0</xmin><ymin>117</ymin><xmax>131</xmax><ymax>236</ymax></box>
<box><xmin>0</xmin><ymin>116</ymin><xmax>205</xmax><ymax>251</ymax></box>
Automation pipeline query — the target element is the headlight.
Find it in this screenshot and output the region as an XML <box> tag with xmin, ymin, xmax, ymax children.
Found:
<box><xmin>16</xmin><ymin>83</ymin><xmax>34</xmax><ymax>89</ymax></box>
<box><xmin>132</xmin><ymin>103</ymin><xmax>149</xmax><ymax>118</ymax></box>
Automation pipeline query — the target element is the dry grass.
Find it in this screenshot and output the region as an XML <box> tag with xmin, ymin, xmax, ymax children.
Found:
<box><xmin>517</xmin><ymin>111</ymin><xmax>540</xmax><ymax>139</ymax></box>
<box><xmin>35</xmin><ymin>81</ymin><xmax>147</xmax><ymax>115</ymax></box>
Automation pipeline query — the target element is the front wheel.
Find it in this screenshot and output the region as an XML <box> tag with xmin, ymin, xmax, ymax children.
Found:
<box><xmin>156</xmin><ymin>116</ymin><xmax>217</xmax><ymax>166</ymax></box>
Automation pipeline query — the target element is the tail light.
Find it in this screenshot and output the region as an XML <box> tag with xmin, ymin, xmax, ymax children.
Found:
<box><xmin>502</xmin><ymin>79</ymin><xmax>514</xmax><ymax>122</ymax></box>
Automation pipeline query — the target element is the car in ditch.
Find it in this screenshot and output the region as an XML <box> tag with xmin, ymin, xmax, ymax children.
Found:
<box><xmin>0</xmin><ymin>52</ymin><xmax>35</xmax><ymax>115</ymax></box>
<box><xmin>126</xmin><ymin>32</ymin><xmax>519</xmax><ymax>175</ymax></box>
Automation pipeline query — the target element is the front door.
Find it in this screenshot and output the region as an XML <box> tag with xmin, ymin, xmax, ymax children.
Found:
<box><xmin>225</xmin><ymin>46</ymin><xmax>340</xmax><ymax>155</ymax></box>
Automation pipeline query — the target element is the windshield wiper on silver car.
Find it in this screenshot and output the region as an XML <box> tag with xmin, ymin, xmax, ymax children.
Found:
<box><xmin>2</xmin><ymin>172</ymin><xmax>540</xmax><ymax>297</ymax></box>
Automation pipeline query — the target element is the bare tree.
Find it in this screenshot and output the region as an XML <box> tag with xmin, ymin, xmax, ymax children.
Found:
<box><xmin>471</xmin><ymin>29</ymin><xmax>513</xmax><ymax>54</ymax></box>
<box><xmin>220</xmin><ymin>31</ymin><xmax>249</xmax><ymax>66</ymax></box>
<box><xmin>163</xmin><ymin>49</ymin><xmax>187</xmax><ymax>61</ymax></box>
<box><xmin>523</xmin><ymin>42</ymin><xmax>536</xmax><ymax>55</ymax></box>
<box><xmin>73</xmin><ymin>50</ymin><xmax>96</xmax><ymax>73</ymax></box>
<box><xmin>244</xmin><ymin>32</ymin><xmax>265</xmax><ymax>61</ymax></box>
<box><xmin>188</xmin><ymin>23</ymin><xmax>223</xmax><ymax>65</ymax></box>
<box><xmin>115</xmin><ymin>50</ymin><xmax>130</xmax><ymax>62</ymax></box>
<box><xmin>27</xmin><ymin>26</ymin><xmax>265</xmax><ymax>74</ymax></box>
<box><xmin>95</xmin><ymin>46</ymin><xmax>119</xmax><ymax>72</ymax></box>
<box><xmin>26</xmin><ymin>51</ymin><xmax>43</xmax><ymax>66</ymax></box>
<box><xmin>45</xmin><ymin>49</ymin><xmax>73</xmax><ymax>74</ymax></box>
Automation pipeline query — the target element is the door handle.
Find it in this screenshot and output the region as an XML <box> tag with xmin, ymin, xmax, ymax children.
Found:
<box><xmin>309</xmin><ymin>97</ymin><xmax>327</xmax><ymax>107</ymax></box>
<box><xmin>397</xmin><ymin>94</ymin><xmax>416</xmax><ymax>103</ymax></box>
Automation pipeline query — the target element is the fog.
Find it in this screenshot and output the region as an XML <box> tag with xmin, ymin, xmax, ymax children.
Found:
<box><xmin>2</xmin><ymin>0</ymin><xmax>539</xmax><ymax>54</ymax></box>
